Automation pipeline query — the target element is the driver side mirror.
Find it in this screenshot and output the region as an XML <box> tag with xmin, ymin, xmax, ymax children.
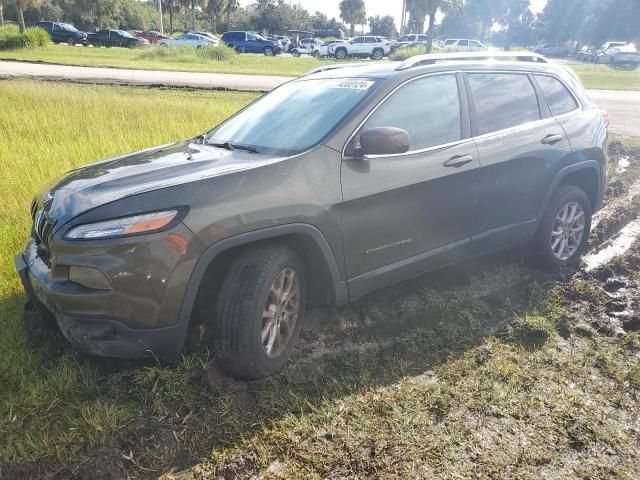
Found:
<box><xmin>355</xmin><ymin>127</ymin><xmax>410</xmax><ymax>157</ymax></box>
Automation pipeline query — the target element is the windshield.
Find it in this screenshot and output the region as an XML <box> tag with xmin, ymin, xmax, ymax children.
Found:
<box><xmin>61</xmin><ymin>23</ymin><xmax>78</xmax><ymax>32</ymax></box>
<box><xmin>255</xmin><ymin>33</ymin><xmax>269</xmax><ymax>41</ymax></box>
<box><xmin>206</xmin><ymin>78</ymin><xmax>377</xmax><ymax>155</ymax></box>
<box><xmin>118</xmin><ymin>30</ymin><xmax>134</xmax><ymax>38</ymax></box>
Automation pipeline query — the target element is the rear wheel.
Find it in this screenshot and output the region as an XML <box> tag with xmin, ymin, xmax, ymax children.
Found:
<box><xmin>264</xmin><ymin>46</ymin><xmax>274</xmax><ymax>56</ymax></box>
<box><xmin>291</xmin><ymin>49</ymin><xmax>300</xmax><ymax>57</ymax></box>
<box><xmin>211</xmin><ymin>246</ymin><xmax>306</xmax><ymax>379</ymax></box>
<box><xmin>335</xmin><ymin>47</ymin><xmax>347</xmax><ymax>59</ymax></box>
<box><xmin>371</xmin><ymin>48</ymin><xmax>384</xmax><ymax>60</ymax></box>
<box><xmin>312</xmin><ymin>50</ymin><xmax>320</xmax><ymax>58</ymax></box>
<box><xmin>532</xmin><ymin>185</ymin><xmax>592</xmax><ymax>270</ymax></box>
<box><xmin>67</xmin><ymin>36</ymin><xmax>75</xmax><ymax>46</ymax></box>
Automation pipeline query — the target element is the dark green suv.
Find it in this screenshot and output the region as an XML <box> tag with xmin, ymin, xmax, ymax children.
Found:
<box><xmin>15</xmin><ymin>53</ymin><xmax>608</xmax><ymax>379</ymax></box>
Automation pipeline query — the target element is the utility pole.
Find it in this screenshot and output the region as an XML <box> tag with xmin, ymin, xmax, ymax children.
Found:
<box><xmin>158</xmin><ymin>0</ymin><xmax>164</xmax><ymax>34</ymax></box>
<box><xmin>400</xmin><ymin>0</ymin><xmax>406</xmax><ymax>35</ymax></box>
<box><xmin>0</xmin><ymin>2</ymin><xmax>4</xmax><ymax>27</ymax></box>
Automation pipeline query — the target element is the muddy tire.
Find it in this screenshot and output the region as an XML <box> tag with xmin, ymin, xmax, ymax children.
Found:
<box><xmin>533</xmin><ymin>185</ymin><xmax>592</xmax><ymax>270</ymax></box>
<box><xmin>212</xmin><ymin>245</ymin><xmax>306</xmax><ymax>379</ymax></box>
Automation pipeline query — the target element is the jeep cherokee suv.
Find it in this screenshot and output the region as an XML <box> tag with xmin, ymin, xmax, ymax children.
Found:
<box><xmin>15</xmin><ymin>53</ymin><xmax>607</xmax><ymax>379</ymax></box>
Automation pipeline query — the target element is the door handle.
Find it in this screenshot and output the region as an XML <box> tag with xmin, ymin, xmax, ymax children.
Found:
<box><xmin>444</xmin><ymin>154</ymin><xmax>474</xmax><ymax>168</ymax></box>
<box><xmin>541</xmin><ymin>133</ymin><xmax>564</xmax><ymax>145</ymax></box>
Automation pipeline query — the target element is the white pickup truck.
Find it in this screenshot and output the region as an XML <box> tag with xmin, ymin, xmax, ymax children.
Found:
<box><xmin>328</xmin><ymin>36</ymin><xmax>392</xmax><ymax>60</ymax></box>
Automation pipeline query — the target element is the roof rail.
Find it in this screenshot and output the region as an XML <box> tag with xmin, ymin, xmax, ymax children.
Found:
<box><xmin>396</xmin><ymin>51</ymin><xmax>548</xmax><ymax>70</ymax></box>
<box><xmin>303</xmin><ymin>63</ymin><xmax>370</xmax><ymax>76</ymax></box>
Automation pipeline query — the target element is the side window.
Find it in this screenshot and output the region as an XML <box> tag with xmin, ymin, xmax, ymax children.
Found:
<box><xmin>353</xmin><ymin>37</ymin><xmax>365</xmax><ymax>44</ymax></box>
<box><xmin>468</xmin><ymin>73</ymin><xmax>541</xmax><ymax>135</ymax></box>
<box><xmin>247</xmin><ymin>33</ymin><xmax>257</xmax><ymax>41</ymax></box>
<box><xmin>458</xmin><ymin>40</ymin><xmax>469</xmax><ymax>47</ymax></box>
<box><xmin>399</xmin><ymin>35</ymin><xmax>409</xmax><ymax>42</ymax></box>
<box><xmin>418</xmin><ymin>35</ymin><xmax>427</xmax><ymax>42</ymax></box>
<box><xmin>358</xmin><ymin>74</ymin><xmax>462</xmax><ymax>152</ymax></box>
<box><xmin>53</xmin><ymin>24</ymin><xmax>61</xmax><ymax>32</ymax></box>
<box><xmin>470</xmin><ymin>41</ymin><xmax>481</xmax><ymax>47</ymax></box>
<box><xmin>535</xmin><ymin>75</ymin><xmax>578</xmax><ymax>116</ymax></box>
<box><xmin>445</xmin><ymin>39</ymin><xmax>456</xmax><ymax>45</ymax></box>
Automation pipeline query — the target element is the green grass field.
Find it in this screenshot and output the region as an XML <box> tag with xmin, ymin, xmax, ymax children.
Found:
<box><xmin>1</xmin><ymin>45</ymin><xmax>640</xmax><ymax>90</ymax></box>
<box><xmin>0</xmin><ymin>44</ymin><xmax>333</xmax><ymax>77</ymax></box>
<box><xmin>1</xmin><ymin>80</ymin><xmax>640</xmax><ymax>478</ymax></box>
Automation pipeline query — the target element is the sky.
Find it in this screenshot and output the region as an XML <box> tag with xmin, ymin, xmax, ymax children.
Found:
<box><xmin>239</xmin><ymin>0</ymin><xmax>549</xmax><ymax>29</ymax></box>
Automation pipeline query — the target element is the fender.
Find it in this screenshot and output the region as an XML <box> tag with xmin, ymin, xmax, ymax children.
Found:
<box><xmin>537</xmin><ymin>160</ymin><xmax>603</xmax><ymax>221</ymax></box>
<box><xmin>172</xmin><ymin>223</ymin><xmax>349</xmax><ymax>357</ymax></box>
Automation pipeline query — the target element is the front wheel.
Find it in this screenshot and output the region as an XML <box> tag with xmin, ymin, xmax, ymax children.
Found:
<box><xmin>335</xmin><ymin>48</ymin><xmax>347</xmax><ymax>59</ymax></box>
<box><xmin>371</xmin><ymin>48</ymin><xmax>384</xmax><ymax>60</ymax></box>
<box><xmin>532</xmin><ymin>185</ymin><xmax>592</xmax><ymax>270</ymax></box>
<box><xmin>211</xmin><ymin>246</ymin><xmax>306</xmax><ymax>379</ymax></box>
<box><xmin>291</xmin><ymin>49</ymin><xmax>300</xmax><ymax>57</ymax></box>
<box><xmin>67</xmin><ymin>36</ymin><xmax>75</xmax><ymax>46</ymax></box>
<box><xmin>312</xmin><ymin>50</ymin><xmax>320</xmax><ymax>58</ymax></box>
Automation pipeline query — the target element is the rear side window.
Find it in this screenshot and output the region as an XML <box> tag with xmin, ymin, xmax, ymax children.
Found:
<box><xmin>360</xmin><ymin>74</ymin><xmax>461</xmax><ymax>151</ymax></box>
<box><xmin>535</xmin><ymin>75</ymin><xmax>578</xmax><ymax>116</ymax></box>
<box><xmin>468</xmin><ymin>73</ymin><xmax>541</xmax><ymax>135</ymax></box>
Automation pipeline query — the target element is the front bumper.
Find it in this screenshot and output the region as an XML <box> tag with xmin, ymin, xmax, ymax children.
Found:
<box><xmin>15</xmin><ymin>225</ymin><xmax>204</xmax><ymax>362</ymax></box>
<box><xmin>15</xmin><ymin>250</ymin><xmax>185</xmax><ymax>361</ymax></box>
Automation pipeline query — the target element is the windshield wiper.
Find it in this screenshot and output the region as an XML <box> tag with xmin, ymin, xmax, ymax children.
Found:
<box><xmin>209</xmin><ymin>141</ymin><xmax>258</xmax><ymax>153</ymax></box>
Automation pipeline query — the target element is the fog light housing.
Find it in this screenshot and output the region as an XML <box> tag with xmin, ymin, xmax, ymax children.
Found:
<box><xmin>68</xmin><ymin>266</ymin><xmax>111</xmax><ymax>290</ymax></box>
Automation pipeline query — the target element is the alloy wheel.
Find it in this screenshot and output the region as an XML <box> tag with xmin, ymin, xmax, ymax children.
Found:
<box><xmin>261</xmin><ymin>268</ymin><xmax>300</xmax><ymax>358</ymax></box>
<box><xmin>550</xmin><ymin>201</ymin><xmax>586</xmax><ymax>261</ymax></box>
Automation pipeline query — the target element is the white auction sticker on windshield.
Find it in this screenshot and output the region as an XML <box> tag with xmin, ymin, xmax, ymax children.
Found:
<box><xmin>330</xmin><ymin>80</ymin><xmax>374</xmax><ymax>90</ymax></box>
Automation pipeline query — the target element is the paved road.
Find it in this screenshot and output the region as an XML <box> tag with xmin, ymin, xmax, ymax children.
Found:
<box><xmin>1</xmin><ymin>60</ymin><xmax>638</xmax><ymax>136</ymax></box>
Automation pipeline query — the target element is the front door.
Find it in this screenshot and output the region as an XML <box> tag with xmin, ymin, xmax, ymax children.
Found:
<box><xmin>341</xmin><ymin>73</ymin><xmax>479</xmax><ymax>297</ymax></box>
<box><xmin>465</xmin><ymin>72</ymin><xmax>573</xmax><ymax>252</ymax></box>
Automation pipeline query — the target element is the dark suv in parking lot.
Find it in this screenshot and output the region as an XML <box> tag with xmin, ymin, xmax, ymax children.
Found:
<box><xmin>36</xmin><ymin>21</ymin><xmax>87</xmax><ymax>45</ymax></box>
<box><xmin>221</xmin><ymin>31</ymin><xmax>282</xmax><ymax>55</ymax></box>
<box><xmin>16</xmin><ymin>53</ymin><xmax>607</xmax><ymax>379</ymax></box>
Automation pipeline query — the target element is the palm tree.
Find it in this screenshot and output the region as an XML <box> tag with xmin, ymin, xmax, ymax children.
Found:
<box><xmin>339</xmin><ymin>0</ymin><xmax>366</xmax><ymax>37</ymax></box>
<box><xmin>205</xmin><ymin>0</ymin><xmax>226</xmax><ymax>34</ymax></box>
<box><xmin>224</xmin><ymin>0</ymin><xmax>238</xmax><ymax>31</ymax></box>
<box><xmin>179</xmin><ymin>0</ymin><xmax>199</xmax><ymax>31</ymax></box>
<box><xmin>407</xmin><ymin>0</ymin><xmax>461</xmax><ymax>52</ymax></box>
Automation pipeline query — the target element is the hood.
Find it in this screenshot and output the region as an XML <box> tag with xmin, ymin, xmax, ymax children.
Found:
<box><xmin>34</xmin><ymin>141</ymin><xmax>287</xmax><ymax>228</ymax></box>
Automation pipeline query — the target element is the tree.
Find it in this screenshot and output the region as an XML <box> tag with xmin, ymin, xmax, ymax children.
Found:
<box><xmin>407</xmin><ymin>0</ymin><xmax>461</xmax><ymax>52</ymax></box>
<box><xmin>14</xmin><ymin>0</ymin><xmax>40</xmax><ymax>32</ymax></box>
<box><xmin>339</xmin><ymin>0</ymin><xmax>365</xmax><ymax>37</ymax></box>
<box><xmin>0</xmin><ymin>2</ymin><xmax>4</xmax><ymax>27</ymax></box>
<box><xmin>465</xmin><ymin>0</ymin><xmax>503</xmax><ymax>39</ymax></box>
<box><xmin>368</xmin><ymin>15</ymin><xmax>397</xmax><ymax>39</ymax></box>
<box><xmin>224</xmin><ymin>0</ymin><xmax>237</xmax><ymax>31</ymax></box>
<box><xmin>205</xmin><ymin>0</ymin><xmax>225</xmax><ymax>34</ymax></box>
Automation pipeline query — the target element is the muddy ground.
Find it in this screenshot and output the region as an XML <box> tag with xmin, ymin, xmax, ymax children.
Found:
<box><xmin>3</xmin><ymin>140</ymin><xmax>640</xmax><ymax>479</ymax></box>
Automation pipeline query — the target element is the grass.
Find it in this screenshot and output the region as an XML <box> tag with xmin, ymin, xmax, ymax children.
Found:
<box><xmin>1</xmin><ymin>44</ymin><xmax>640</xmax><ymax>90</ymax></box>
<box><xmin>0</xmin><ymin>43</ymin><xmax>344</xmax><ymax>77</ymax></box>
<box><xmin>1</xmin><ymin>80</ymin><xmax>640</xmax><ymax>478</ymax></box>
<box><xmin>0</xmin><ymin>25</ymin><xmax>49</xmax><ymax>50</ymax></box>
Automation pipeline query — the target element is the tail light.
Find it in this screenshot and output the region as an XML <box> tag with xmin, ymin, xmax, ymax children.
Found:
<box><xmin>602</xmin><ymin>110</ymin><xmax>610</xmax><ymax>127</ymax></box>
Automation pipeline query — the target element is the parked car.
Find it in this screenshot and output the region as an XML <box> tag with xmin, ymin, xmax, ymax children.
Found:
<box><xmin>533</xmin><ymin>43</ymin><xmax>570</xmax><ymax>57</ymax></box>
<box><xmin>576</xmin><ymin>45</ymin><xmax>596</xmax><ymax>61</ymax></box>
<box><xmin>36</xmin><ymin>21</ymin><xmax>87</xmax><ymax>46</ymax></box>
<box><xmin>328</xmin><ymin>35</ymin><xmax>391</xmax><ymax>59</ymax></box>
<box><xmin>16</xmin><ymin>54</ymin><xmax>607</xmax><ymax>379</ymax></box>
<box><xmin>221</xmin><ymin>31</ymin><xmax>282</xmax><ymax>55</ymax></box>
<box><xmin>391</xmin><ymin>33</ymin><xmax>429</xmax><ymax>52</ymax></box>
<box><xmin>134</xmin><ymin>30</ymin><xmax>168</xmax><ymax>44</ymax></box>
<box><xmin>87</xmin><ymin>30</ymin><xmax>149</xmax><ymax>48</ymax></box>
<box><xmin>312</xmin><ymin>40</ymin><xmax>340</xmax><ymax>58</ymax></box>
<box><xmin>596</xmin><ymin>45</ymin><xmax>640</xmax><ymax>65</ymax></box>
<box><xmin>158</xmin><ymin>33</ymin><xmax>217</xmax><ymax>48</ymax></box>
<box><xmin>600</xmin><ymin>41</ymin><xmax>628</xmax><ymax>52</ymax></box>
<box><xmin>443</xmin><ymin>38</ymin><xmax>486</xmax><ymax>51</ymax></box>
<box><xmin>183</xmin><ymin>31</ymin><xmax>220</xmax><ymax>45</ymax></box>
<box><xmin>290</xmin><ymin>38</ymin><xmax>323</xmax><ymax>57</ymax></box>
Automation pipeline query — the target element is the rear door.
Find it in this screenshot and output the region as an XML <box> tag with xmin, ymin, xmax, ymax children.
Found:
<box><xmin>341</xmin><ymin>73</ymin><xmax>479</xmax><ymax>297</ymax></box>
<box><xmin>466</xmin><ymin>71</ymin><xmax>572</xmax><ymax>252</ymax></box>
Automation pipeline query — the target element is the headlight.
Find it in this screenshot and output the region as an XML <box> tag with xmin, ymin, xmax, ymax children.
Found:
<box><xmin>65</xmin><ymin>210</ymin><xmax>181</xmax><ymax>240</ymax></box>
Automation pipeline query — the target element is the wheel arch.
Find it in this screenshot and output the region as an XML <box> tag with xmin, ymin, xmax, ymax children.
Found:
<box><xmin>538</xmin><ymin>160</ymin><xmax>603</xmax><ymax>222</ymax></box>
<box><xmin>174</xmin><ymin>224</ymin><xmax>349</xmax><ymax>355</ymax></box>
